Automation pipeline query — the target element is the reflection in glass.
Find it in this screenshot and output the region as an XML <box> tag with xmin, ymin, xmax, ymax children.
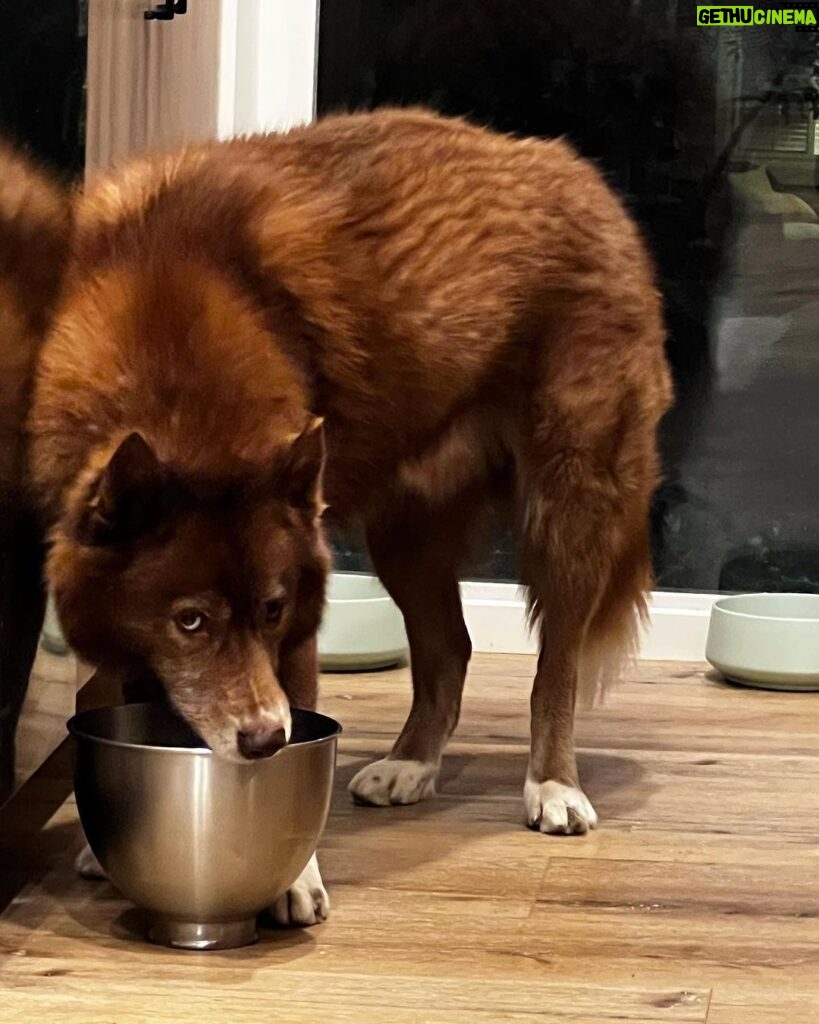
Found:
<box><xmin>319</xmin><ymin>1</ymin><xmax>819</xmax><ymax>594</ymax></box>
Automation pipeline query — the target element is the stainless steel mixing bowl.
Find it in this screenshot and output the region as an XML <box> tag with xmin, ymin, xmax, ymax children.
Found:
<box><xmin>68</xmin><ymin>701</ymin><xmax>340</xmax><ymax>950</ymax></box>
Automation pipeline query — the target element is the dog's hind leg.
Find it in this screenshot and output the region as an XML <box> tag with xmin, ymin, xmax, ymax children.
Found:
<box><xmin>519</xmin><ymin>462</ymin><xmax>642</xmax><ymax>836</ymax></box>
<box><xmin>349</xmin><ymin>492</ymin><xmax>476</xmax><ymax>807</ymax></box>
<box><xmin>518</xmin><ymin>311</ymin><xmax>668</xmax><ymax>835</ymax></box>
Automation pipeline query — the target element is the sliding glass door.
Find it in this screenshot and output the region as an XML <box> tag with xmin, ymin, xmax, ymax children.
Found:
<box><xmin>317</xmin><ymin>1</ymin><xmax>819</xmax><ymax>596</ymax></box>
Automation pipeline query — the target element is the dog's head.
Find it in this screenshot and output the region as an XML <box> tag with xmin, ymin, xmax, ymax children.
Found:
<box><xmin>48</xmin><ymin>419</ymin><xmax>330</xmax><ymax>761</ymax></box>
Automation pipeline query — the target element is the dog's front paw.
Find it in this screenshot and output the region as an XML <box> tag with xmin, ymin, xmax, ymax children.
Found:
<box><xmin>75</xmin><ymin>843</ymin><xmax>107</xmax><ymax>879</ymax></box>
<box><xmin>349</xmin><ymin>758</ymin><xmax>438</xmax><ymax>806</ymax></box>
<box><xmin>524</xmin><ymin>777</ymin><xmax>598</xmax><ymax>835</ymax></box>
<box><xmin>270</xmin><ymin>854</ymin><xmax>328</xmax><ymax>928</ymax></box>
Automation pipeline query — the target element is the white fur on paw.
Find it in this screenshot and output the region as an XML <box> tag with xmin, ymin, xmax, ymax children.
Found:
<box><xmin>524</xmin><ymin>777</ymin><xmax>598</xmax><ymax>835</ymax></box>
<box><xmin>271</xmin><ymin>854</ymin><xmax>329</xmax><ymax>928</ymax></box>
<box><xmin>75</xmin><ymin>843</ymin><xmax>106</xmax><ymax>879</ymax></box>
<box><xmin>349</xmin><ymin>758</ymin><xmax>438</xmax><ymax>806</ymax></box>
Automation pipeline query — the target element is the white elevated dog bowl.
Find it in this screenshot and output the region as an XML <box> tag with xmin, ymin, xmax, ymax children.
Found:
<box><xmin>40</xmin><ymin>595</ymin><xmax>70</xmax><ymax>655</ymax></box>
<box><xmin>318</xmin><ymin>573</ymin><xmax>408</xmax><ymax>672</ymax></box>
<box><xmin>706</xmin><ymin>592</ymin><xmax>819</xmax><ymax>691</ymax></box>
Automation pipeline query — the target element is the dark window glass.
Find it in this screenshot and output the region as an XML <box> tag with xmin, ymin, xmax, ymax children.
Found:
<box><xmin>0</xmin><ymin>2</ymin><xmax>87</xmax><ymax>804</ymax></box>
<box><xmin>319</xmin><ymin>0</ymin><xmax>819</xmax><ymax>594</ymax></box>
<box><xmin>0</xmin><ymin>0</ymin><xmax>87</xmax><ymax>178</ymax></box>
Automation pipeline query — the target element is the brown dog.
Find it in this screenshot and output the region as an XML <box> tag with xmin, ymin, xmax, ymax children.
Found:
<box><xmin>28</xmin><ymin>109</ymin><xmax>671</xmax><ymax>922</ymax></box>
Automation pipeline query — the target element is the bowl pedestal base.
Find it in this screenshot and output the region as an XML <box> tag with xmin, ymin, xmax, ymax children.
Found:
<box><xmin>148</xmin><ymin>915</ymin><xmax>258</xmax><ymax>950</ymax></box>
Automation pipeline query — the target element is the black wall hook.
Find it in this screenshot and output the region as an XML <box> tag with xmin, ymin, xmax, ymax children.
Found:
<box><xmin>145</xmin><ymin>0</ymin><xmax>187</xmax><ymax>20</ymax></box>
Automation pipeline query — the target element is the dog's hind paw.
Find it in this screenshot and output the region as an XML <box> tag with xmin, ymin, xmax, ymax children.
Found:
<box><xmin>524</xmin><ymin>777</ymin><xmax>598</xmax><ymax>835</ymax></box>
<box><xmin>270</xmin><ymin>854</ymin><xmax>329</xmax><ymax>928</ymax></box>
<box><xmin>75</xmin><ymin>843</ymin><xmax>107</xmax><ymax>879</ymax></box>
<box><xmin>349</xmin><ymin>757</ymin><xmax>438</xmax><ymax>806</ymax></box>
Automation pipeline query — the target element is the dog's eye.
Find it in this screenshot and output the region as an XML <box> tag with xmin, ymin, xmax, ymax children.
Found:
<box><xmin>264</xmin><ymin>598</ymin><xmax>284</xmax><ymax>624</ymax></box>
<box><xmin>175</xmin><ymin>608</ymin><xmax>207</xmax><ymax>634</ymax></box>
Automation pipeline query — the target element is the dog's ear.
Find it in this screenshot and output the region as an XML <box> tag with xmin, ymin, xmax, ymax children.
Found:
<box><xmin>77</xmin><ymin>433</ymin><xmax>165</xmax><ymax>545</ymax></box>
<box><xmin>280</xmin><ymin>417</ymin><xmax>326</xmax><ymax>514</ymax></box>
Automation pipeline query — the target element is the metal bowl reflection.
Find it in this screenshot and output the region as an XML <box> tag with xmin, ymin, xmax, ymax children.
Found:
<box><xmin>68</xmin><ymin>702</ymin><xmax>340</xmax><ymax>950</ymax></box>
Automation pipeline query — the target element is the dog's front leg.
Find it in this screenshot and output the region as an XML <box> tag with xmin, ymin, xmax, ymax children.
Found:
<box><xmin>348</xmin><ymin>506</ymin><xmax>472</xmax><ymax>807</ymax></box>
<box><xmin>270</xmin><ymin>634</ymin><xmax>328</xmax><ymax>927</ymax></box>
<box><xmin>270</xmin><ymin>853</ymin><xmax>328</xmax><ymax>927</ymax></box>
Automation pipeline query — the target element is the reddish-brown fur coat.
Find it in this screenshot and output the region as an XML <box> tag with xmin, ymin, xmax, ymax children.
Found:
<box><xmin>35</xmin><ymin>109</ymin><xmax>669</xmax><ymax>519</ymax></box>
<box><xmin>0</xmin><ymin>145</ymin><xmax>70</xmax><ymax>506</ymax></box>
<box><xmin>27</xmin><ymin>110</ymin><xmax>671</xmax><ymax>810</ymax></box>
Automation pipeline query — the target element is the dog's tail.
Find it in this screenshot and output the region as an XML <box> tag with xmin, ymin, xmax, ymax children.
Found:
<box><xmin>0</xmin><ymin>144</ymin><xmax>71</xmax><ymax>501</ymax></box>
<box><xmin>575</xmin><ymin>525</ymin><xmax>653</xmax><ymax>711</ymax></box>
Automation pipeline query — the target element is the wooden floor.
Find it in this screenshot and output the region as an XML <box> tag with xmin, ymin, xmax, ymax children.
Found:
<box><xmin>2</xmin><ymin>654</ymin><xmax>819</xmax><ymax>1022</ymax></box>
<box><xmin>13</xmin><ymin>646</ymin><xmax>76</xmax><ymax>790</ymax></box>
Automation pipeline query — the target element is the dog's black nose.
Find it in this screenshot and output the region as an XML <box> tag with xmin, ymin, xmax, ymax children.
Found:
<box><xmin>237</xmin><ymin>725</ymin><xmax>288</xmax><ymax>759</ymax></box>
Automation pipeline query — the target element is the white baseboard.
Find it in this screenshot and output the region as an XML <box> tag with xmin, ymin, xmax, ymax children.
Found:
<box><xmin>460</xmin><ymin>582</ymin><xmax>716</xmax><ymax>663</ymax></box>
<box><xmin>49</xmin><ymin>576</ymin><xmax>715</xmax><ymax>666</ymax></box>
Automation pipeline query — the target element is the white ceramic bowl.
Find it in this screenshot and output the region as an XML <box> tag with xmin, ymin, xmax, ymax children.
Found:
<box><xmin>705</xmin><ymin>592</ymin><xmax>819</xmax><ymax>690</ymax></box>
<box><xmin>318</xmin><ymin>573</ymin><xmax>408</xmax><ymax>671</ymax></box>
<box><xmin>40</xmin><ymin>594</ymin><xmax>69</xmax><ymax>655</ymax></box>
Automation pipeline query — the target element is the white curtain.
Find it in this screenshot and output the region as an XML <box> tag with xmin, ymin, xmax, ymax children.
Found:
<box><xmin>85</xmin><ymin>0</ymin><xmax>225</xmax><ymax>179</ymax></box>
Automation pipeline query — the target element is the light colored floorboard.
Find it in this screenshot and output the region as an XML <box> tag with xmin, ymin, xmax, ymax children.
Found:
<box><xmin>2</xmin><ymin>653</ymin><xmax>819</xmax><ymax>1021</ymax></box>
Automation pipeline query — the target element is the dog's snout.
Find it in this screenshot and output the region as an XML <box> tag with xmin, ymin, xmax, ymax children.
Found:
<box><xmin>237</xmin><ymin>725</ymin><xmax>288</xmax><ymax>760</ymax></box>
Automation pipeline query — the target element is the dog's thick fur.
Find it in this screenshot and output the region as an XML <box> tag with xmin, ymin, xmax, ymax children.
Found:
<box><xmin>27</xmin><ymin>109</ymin><xmax>671</xmax><ymax>912</ymax></box>
<box><xmin>0</xmin><ymin>145</ymin><xmax>70</xmax><ymax>502</ymax></box>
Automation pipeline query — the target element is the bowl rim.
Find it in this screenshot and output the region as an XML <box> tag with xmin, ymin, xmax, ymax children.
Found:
<box><xmin>712</xmin><ymin>591</ymin><xmax>819</xmax><ymax>624</ymax></box>
<box><xmin>68</xmin><ymin>703</ymin><xmax>342</xmax><ymax>756</ymax></box>
<box><xmin>326</xmin><ymin>572</ymin><xmax>394</xmax><ymax>605</ymax></box>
